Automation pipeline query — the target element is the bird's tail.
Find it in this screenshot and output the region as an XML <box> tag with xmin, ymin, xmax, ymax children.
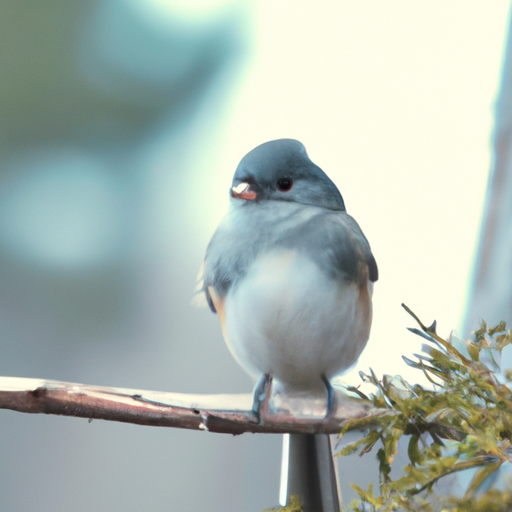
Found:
<box><xmin>280</xmin><ymin>433</ymin><xmax>341</xmax><ymax>512</ymax></box>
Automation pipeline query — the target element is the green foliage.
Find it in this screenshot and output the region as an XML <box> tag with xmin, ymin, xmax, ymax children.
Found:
<box><xmin>263</xmin><ymin>494</ymin><xmax>303</xmax><ymax>512</ymax></box>
<box><xmin>339</xmin><ymin>304</ymin><xmax>512</xmax><ymax>511</ymax></box>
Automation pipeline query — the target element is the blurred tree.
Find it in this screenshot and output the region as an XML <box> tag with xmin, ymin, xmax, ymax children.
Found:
<box><xmin>464</xmin><ymin>11</ymin><xmax>512</xmax><ymax>343</ymax></box>
<box><xmin>0</xmin><ymin>2</ymin><xmax>283</xmax><ymax>512</ymax></box>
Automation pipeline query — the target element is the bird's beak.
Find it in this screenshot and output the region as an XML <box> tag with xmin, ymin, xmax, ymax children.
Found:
<box><xmin>231</xmin><ymin>182</ymin><xmax>257</xmax><ymax>200</ymax></box>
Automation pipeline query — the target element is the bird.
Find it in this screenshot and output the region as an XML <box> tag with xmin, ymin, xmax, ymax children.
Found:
<box><xmin>198</xmin><ymin>139</ymin><xmax>378</xmax><ymax>510</ymax></box>
<box><xmin>199</xmin><ymin>138</ymin><xmax>377</xmax><ymax>412</ymax></box>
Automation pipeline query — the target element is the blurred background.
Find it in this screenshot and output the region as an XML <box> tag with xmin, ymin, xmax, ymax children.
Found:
<box><xmin>0</xmin><ymin>1</ymin><xmax>510</xmax><ymax>510</ymax></box>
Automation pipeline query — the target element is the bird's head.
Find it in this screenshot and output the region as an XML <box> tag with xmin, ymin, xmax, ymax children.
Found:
<box><xmin>230</xmin><ymin>139</ymin><xmax>345</xmax><ymax>211</ymax></box>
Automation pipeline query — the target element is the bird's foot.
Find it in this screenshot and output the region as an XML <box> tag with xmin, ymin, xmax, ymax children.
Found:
<box><xmin>321</xmin><ymin>374</ymin><xmax>336</xmax><ymax>419</ymax></box>
<box><xmin>252</xmin><ymin>373</ymin><xmax>272</xmax><ymax>424</ymax></box>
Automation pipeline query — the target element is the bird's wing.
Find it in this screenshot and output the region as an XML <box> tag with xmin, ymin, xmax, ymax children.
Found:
<box><xmin>192</xmin><ymin>260</ymin><xmax>216</xmax><ymax>312</ymax></box>
<box><xmin>276</xmin><ymin>210</ymin><xmax>378</xmax><ymax>286</ymax></box>
<box><xmin>332</xmin><ymin>212</ymin><xmax>378</xmax><ymax>283</ymax></box>
<box><xmin>367</xmin><ymin>252</ymin><xmax>379</xmax><ymax>283</ymax></box>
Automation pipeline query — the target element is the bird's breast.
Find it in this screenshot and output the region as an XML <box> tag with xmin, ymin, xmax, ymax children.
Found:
<box><xmin>221</xmin><ymin>249</ymin><xmax>372</xmax><ymax>389</ymax></box>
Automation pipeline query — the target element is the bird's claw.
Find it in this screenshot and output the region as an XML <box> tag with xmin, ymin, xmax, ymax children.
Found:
<box><xmin>252</xmin><ymin>373</ymin><xmax>272</xmax><ymax>424</ymax></box>
<box><xmin>322</xmin><ymin>374</ymin><xmax>336</xmax><ymax>418</ymax></box>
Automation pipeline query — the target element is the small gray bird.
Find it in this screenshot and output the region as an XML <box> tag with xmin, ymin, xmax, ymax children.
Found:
<box><xmin>199</xmin><ymin>138</ymin><xmax>378</xmax><ymax>416</ymax></box>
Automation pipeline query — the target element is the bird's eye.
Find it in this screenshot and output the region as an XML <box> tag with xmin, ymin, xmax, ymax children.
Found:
<box><xmin>277</xmin><ymin>177</ymin><xmax>293</xmax><ymax>192</ymax></box>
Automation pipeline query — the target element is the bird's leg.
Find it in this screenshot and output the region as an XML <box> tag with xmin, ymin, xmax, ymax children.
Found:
<box><xmin>252</xmin><ymin>373</ymin><xmax>272</xmax><ymax>424</ymax></box>
<box><xmin>321</xmin><ymin>374</ymin><xmax>336</xmax><ymax>418</ymax></box>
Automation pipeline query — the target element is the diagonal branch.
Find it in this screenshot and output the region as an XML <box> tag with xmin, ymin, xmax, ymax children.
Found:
<box><xmin>0</xmin><ymin>376</ymin><xmax>378</xmax><ymax>435</ymax></box>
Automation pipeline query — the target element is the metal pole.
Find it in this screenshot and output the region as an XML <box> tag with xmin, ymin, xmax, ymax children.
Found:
<box><xmin>280</xmin><ymin>433</ymin><xmax>341</xmax><ymax>512</ymax></box>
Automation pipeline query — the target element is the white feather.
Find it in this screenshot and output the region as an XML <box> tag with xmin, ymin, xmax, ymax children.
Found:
<box><xmin>222</xmin><ymin>249</ymin><xmax>372</xmax><ymax>392</ymax></box>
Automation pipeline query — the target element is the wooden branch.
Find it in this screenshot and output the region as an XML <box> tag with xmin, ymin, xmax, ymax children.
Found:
<box><xmin>0</xmin><ymin>376</ymin><xmax>381</xmax><ymax>435</ymax></box>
